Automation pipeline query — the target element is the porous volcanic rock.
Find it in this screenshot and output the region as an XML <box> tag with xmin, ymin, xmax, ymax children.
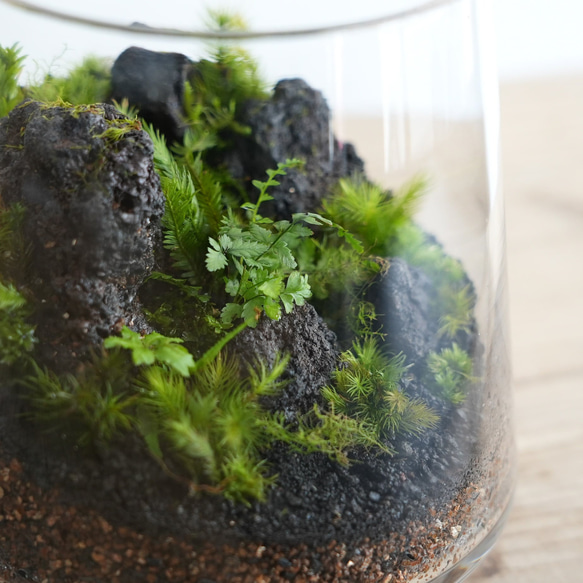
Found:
<box><xmin>111</xmin><ymin>46</ymin><xmax>193</xmax><ymax>145</ymax></box>
<box><xmin>224</xmin><ymin>78</ymin><xmax>365</xmax><ymax>218</ymax></box>
<box><xmin>364</xmin><ymin>256</ymin><xmax>478</xmax><ymax>368</ymax></box>
<box><xmin>231</xmin><ymin>303</ymin><xmax>338</xmax><ymax>421</ymax></box>
<box><xmin>0</xmin><ymin>100</ymin><xmax>165</xmax><ymax>371</ymax></box>
<box><xmin>365</xmin><ymin>257</ymin><xmax>441</xmax><ymax>365</ymax></box>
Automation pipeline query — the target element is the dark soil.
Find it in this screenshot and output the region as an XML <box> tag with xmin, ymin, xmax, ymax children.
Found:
<box><xmin>0</xmin><ymin>374</ymin><xmax>506</xmax><ymax>583</ymax></box>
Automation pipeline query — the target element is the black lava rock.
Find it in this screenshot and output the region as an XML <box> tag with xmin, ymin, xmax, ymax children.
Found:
<box><xmin>231</xmin><ymin>303</ymin><xmax>338</xmax><ymax>420</ymax></box>
<box><xmin>365</xmin><ymin>257</ymin><xmax>440</xmax><ymax>365</ymax></box>
<box><xmin>111</xmin><ymin>47</ymin><xmax>192</xmax><ymax>145</ymax></box>
<box><xmin>224</xmin><ymin>78</ymin><xmax>364</xmax><ymax>218</ymax></box>
<box><xmin>0</xmin><ymin>101</ymin><xmax>165</xmax><ymax>371</ymax></box>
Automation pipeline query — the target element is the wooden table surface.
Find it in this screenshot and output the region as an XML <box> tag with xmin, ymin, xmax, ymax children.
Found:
<box><xmin>469</xmin><ymin>76</ymin><xmax>583</xmax><ymax>582</ymax></box>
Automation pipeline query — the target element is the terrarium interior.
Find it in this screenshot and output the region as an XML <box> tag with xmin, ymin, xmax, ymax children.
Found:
<box><xmin>0</xmin><ymin>3</ymin><xmax>513</xmax><ymax>582</ymax></box>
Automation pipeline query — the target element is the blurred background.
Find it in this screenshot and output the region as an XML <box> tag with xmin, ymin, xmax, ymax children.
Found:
<box><xmin>470</xmin><ymin>0</ymin><xmax>583</xmax><ymax>581</ymax></box>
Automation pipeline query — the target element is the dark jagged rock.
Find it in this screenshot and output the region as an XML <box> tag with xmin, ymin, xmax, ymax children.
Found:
<box><xmin>0</xmin><ymin>101</ymin><xmax>165</xmax><ymax>371</ymax></box>
<box><xmin>223</xmin><ymin>78</ymin><xmax>364</xmax><ymax>218</ymax></box>
<box><xmin>231</xmin><ymin>303</ymin><xmax>338</xmax><ymax>420</ymax></box>
<box><xmin>364</xmin><ymin>257</ymin><xmax>441</xmax><ymax>365</ymax></box>
<box><xmin>111</xmin><ymin>47</ymin><xmax>192</xmax><ymax>145</ymax></box>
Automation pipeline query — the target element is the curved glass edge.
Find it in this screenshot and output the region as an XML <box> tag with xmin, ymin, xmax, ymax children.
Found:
<box><xmin>0</xmin><ymin>0</ymin><xmax>458</xmax><ymax>39</ymax></box>
<box><xmin>427</xmin><ymin>492</ymin><xmax>514</xmax><ymax>583</ymax></box>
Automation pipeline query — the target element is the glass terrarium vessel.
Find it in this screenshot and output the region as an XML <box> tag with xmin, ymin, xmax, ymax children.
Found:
<box><xmin>0</xmin><ymin>1</ymin><xmax>514</xmax><ymax>581</ymax></box>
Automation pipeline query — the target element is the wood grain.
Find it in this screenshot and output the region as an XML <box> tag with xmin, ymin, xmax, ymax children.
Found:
<box><xmin>469</xmin><ymin>75</ymin><xmax>583</xmax><ymax>582</ymax></box>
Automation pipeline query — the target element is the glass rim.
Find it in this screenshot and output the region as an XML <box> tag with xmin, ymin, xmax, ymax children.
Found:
<box><xmin>1</xmin><ymin>0</ymin><xmax>458</xmax><ymax>39</ymax></box>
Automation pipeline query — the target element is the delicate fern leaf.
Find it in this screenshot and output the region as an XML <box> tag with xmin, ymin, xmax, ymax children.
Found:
<box><xmin>104</xmin><ymin>327</ymin><xmax>195</xmax><ymax>376</ymax></box>
<box><xmin>241</xmin><ymin>297</ymin><xmax>264</xmax><ymax>327</ymax></box>
<box><xmin>262</xmin><ymin>297</ymin><xmax>280</xmax><ymax>320</ymax></box>
<box><xmin>280</xmin><ymin>271</ymin><xmax>311</xmax><ymax>313</ymax></box>
<box><xmin>257</xmin><ymin>276</ymin><xmax>284</xmax><ymax>300</ymax></box>
<box><xmin>185</xmin><ymin>154</ymin><xmax>225</xmax><ymax>236</ymax></box>
<box><xmin>206</xmin><ymin>240</ymin><xmax>228</xmax><ymax>272</ymax></box>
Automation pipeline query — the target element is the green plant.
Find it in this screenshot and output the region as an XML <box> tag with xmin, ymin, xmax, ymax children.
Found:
<box><xmin>103</xmin><ymin>327</ymin><xmax>196</xmax><ymax>377</ymax></box>
<box><xmin>0</xmin><ymin>282</ymin><xmax>36</xmax><ymax>366</ymax></box>
<box><xmin>296</xmin><ymin>237</ymin><xmax>380</xmax><ymax>301</ymax></box>
<box><xmin>28</xmin><ymin>56</ymin><xmax>111</xmax><ymax>105</ymax></box>
<box><xmin>25</xmin><ymin>350</ymin><xmax>135</xmax><ymax>446</ymax></box>
<box><xmin>145</xmin><ymin>124</ymin><xmax>224</xmax><ymax>282</ymax></box>
<box><xmin>206</xmin><ymin>159</ymin><xmax>363</xmax><ymax>328</ymax></box>
<box><xmin>10</xmin><ymin>23</ymin><xmax>482</xmax><ymax>507</ymax></box>
<box><xmin>323</xmin><ymin>336</ymin><xmax>438</xmax><ymax>440</ymax></box>
<box><xmin>322</xmin><ymin>174</ymin><xmax>427</xmax><ymax>256</ymax></box>
<box><xmin>26</xmin><ymin>337</ymin><xmax>389</xmax><ymax>502</ymax></box>
<box><xmin>437</xmin><ymin>284</ymin><xmax>475</xmax><ymax>339</ymax></box>
<box><xmin>391</xmin><ymin>222</ymin><xmax>466</xmax><ymax>283</ymax></box>
<box><xmin>137</xmin><ymin>352</ymin><xmax>287</xmax><ymax>500</ymax></box>
<box><xmin>262</xmin><ymin>404</ymin><xmax>390</xmax><ymax>466</ymax></box>
<box><xmin>94</xmin><ymin>116</ymin><xmax>143</xmax><ymax>143</ymax></box>
<box><xmin>0</xmin><ymin>201</ymin><xmax>28</xmax><ymax>282</ymax></box>
<box><xmin>426</xmin><ymin>343</ymin><xmax>475</xmax><ymax>404</ymax></box>
<box><xmin>0</xmin><ymin>43</ymin><xmax>25</xmax><ymax>117</ymax></box>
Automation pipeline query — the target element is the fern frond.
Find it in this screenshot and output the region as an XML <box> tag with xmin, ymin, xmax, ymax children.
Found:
<box><xmin>161</xmin><ymin>162</ymin><xmax>207</xmax><ymax>279</ymax></box>
<box><xmin>184</xmin><ymin>154</ymin><xmax>225</xmax><ymax>237</ymax></box>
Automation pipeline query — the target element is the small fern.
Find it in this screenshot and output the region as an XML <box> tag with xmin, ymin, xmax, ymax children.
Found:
<box><xmin>103</xmin><ymin>327</ymin><xmax>195</xmax><ymax>377</ymax></box>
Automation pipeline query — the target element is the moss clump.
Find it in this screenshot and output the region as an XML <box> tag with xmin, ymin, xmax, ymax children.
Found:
<box><xmin>0</xmin><ymin>44</ymin><xmax>25</xmax><ymax>118</ymax></box>
<box><xmin>323</xmin><ymin>336</ymin><xmax>438</xmax><ymax>442</ymax></box>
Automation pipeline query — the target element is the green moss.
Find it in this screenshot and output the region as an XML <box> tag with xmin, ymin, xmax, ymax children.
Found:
<box><xmin>0</xmin><ymin>43</ymin><xmax>25</xmax><ymax>117</ymax></box>
<box><xmin>28</xmin><ymin>56</ymin><xmax>111</xmax><ymax>106</ymax></box>
<box><xmin>426</xmin><ymin>343</ymin><xmax>476</xmax><ymax>404</ymax></box>
<box><xmin>323</xmin><ymin>336</ymin><xmax>438</xmax><ymax>440</ymax></box>
<box><xmin>0</xmin><ymin>282</ymin><xmax>36</xmax><ymax>367</ymax></box>
<box><xmin>323</xmin><ymin>174</ymin><xmax>427</xmax><ymax>256</ymax></box>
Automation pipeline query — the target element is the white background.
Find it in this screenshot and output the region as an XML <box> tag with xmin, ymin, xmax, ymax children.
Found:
<box><xmin>0</xmin><ymin>0</ymin><xmax>582</xmax><ymax>81</ymax></box>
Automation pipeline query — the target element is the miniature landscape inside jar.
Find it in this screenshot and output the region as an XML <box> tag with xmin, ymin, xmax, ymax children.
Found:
<box><xmin>0</xmin><ymin>10</ymin><xmax>513</xmax><ymax>583</ymax></box>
